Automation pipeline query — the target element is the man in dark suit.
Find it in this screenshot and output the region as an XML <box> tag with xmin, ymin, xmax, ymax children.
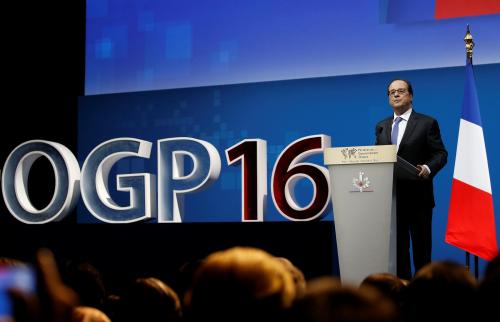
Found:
<box><xmin>375</xmin><ymin>79</ymin><xmax>448</xmax><ymax>279</ymax></box>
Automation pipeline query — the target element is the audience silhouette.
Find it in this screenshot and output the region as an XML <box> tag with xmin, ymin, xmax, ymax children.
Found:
<box><xmin>3</xmin><ymin>247</ymin><xmax>499</xmax><ymax>322</ymax></box>
<box><xmin>287</xmin><ymin>276</ymin><xmax>398</xmax><ymax>322</ymax></box>
<box><xmin>359</xmin><ymin>272</ymin><xmax>407</xmax><ymax>317</ymax></box>
<box><xmin>184</xmin><ymin>246</ymin><xmax>296</xmax><ymax>322</ymax></box>
<box><xmin>113</xmin><ymin>277</ymin><xmax>182</xmax><ymax>322</ymax></box>
<box><xmin>402</xmin><ymin>261</ymin><xmax>477</xmax><ymax>322</ymax></box>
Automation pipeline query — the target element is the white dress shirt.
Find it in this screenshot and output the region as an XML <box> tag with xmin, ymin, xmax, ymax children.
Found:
<box><xmin>392</xmin><ymin>108</ymin><xmax>412</xmax><ymax>150</ymax></box>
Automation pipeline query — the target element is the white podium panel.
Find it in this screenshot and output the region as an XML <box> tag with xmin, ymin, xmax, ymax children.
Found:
<box><xmin>324</xmin><ymin>145</ymin><xmax>397</xmax><ymax>284</ymax></box>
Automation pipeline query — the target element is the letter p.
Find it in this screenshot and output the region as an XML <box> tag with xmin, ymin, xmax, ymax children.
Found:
<box><xmin>158</xmin><ymin>138</ymin><xmax>221</xmax><ymax>222</ymax></box>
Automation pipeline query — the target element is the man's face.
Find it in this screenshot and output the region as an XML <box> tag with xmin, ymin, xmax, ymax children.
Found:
<box><xmin>388</xmin><ymin>80</ymin><xmax>412</xmax><ymax>114</ymax></box>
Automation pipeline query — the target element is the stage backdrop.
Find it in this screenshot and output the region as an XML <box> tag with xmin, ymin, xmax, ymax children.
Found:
<box><xmin>79</xmin><ymin>62</ymin><xmax>500</xmax><ymax>265</ymax></box>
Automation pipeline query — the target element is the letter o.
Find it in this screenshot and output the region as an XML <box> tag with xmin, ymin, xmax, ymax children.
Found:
<box><xmin>1</xmin><ymin>140</ymin><xmax>81</xmax><ymax>223</ymax></box>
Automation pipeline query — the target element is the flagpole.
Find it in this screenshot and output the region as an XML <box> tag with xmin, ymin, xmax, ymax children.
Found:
<box><xmin>463</xmin><ymin>25</ymin><xmax>473</xmax><ymax>276</ymax></box>
<box><xmin>464</xmin><ymin>24</ymin><xmax>473</xmax><ymax>63</ymax></box>
<box><xmin>474</xmin><ymin>255</ymin><xmax>479</xmax><ymax>279</ymax></box>
<box><xmin>464</xmin><ymin>251</ymin><xmax>479</xmax><ymax>279</ymax></box>
<box><xmin>463</xmin><ymin>25</ymin><xmax>480</xmax><ymax>280</ymax></box>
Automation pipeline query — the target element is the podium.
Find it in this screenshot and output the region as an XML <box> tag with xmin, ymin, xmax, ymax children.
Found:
<box><xmin>324</xmin><ymin>145</ymin><xmax>397</xmax><ymax>284</ymax></box>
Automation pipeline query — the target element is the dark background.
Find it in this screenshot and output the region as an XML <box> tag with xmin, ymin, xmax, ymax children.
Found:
<box><xmin>0</xmin><ymin>1</ymin><xmax>336</xmax><ymax>294</ymax></box>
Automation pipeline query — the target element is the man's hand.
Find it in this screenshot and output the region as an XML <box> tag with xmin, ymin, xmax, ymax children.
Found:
<box><xmin>10</xmin><ymin>248</ymin><xmax>79</xmax><ymax>322</ymax></box>
<box><xmin>417</xmin><ymin>165</ymin><xmax>430</xmax><ymax>179</ymax></box>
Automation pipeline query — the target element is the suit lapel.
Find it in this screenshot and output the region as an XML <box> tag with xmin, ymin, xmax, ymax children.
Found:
<box><xmin>399</xmin><ymin>112</ymin><xmax>418</xmax><ymax>151</ymax></box>
<box><xmin>385</xmin><ymin>118</ymin><xmax>392</xmax><ymax>144</ymax></box>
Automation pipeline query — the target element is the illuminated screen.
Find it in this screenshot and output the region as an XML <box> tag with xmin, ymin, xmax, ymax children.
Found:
<box><xmin>85</xmin><ymin>0</ymin><xmax>500</xmax><ymax>95</ymax></box>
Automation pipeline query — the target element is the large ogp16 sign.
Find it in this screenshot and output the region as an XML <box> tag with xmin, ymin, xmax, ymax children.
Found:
<box><xmin>1</xmin><ymin>135</ymin><xmax>331</xmax><ymax>224</ymax></box>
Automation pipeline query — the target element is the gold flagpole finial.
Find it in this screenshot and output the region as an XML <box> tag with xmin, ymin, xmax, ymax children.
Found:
<box><xmin>464</xmin><ymin>25</ymin><xmax>474</xmax><ymax>60</ymax></box>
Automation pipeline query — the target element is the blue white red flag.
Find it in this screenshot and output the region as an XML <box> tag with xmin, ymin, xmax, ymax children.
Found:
<box><xmin>445</xmin><ymin>57</ymin><xmax>498</xmax><ymax>260</ymax></box>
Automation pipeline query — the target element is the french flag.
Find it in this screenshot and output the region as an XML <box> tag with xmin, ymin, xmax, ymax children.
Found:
<box><xmin>445</xmin><ymin>56</ymin><xmax>498</xmax><ymax>260</ymax></box>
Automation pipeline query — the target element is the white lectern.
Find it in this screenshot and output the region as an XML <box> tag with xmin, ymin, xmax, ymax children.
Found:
<box><xmin>324</xmin><ymin>145</ymin><xmax>397</xmax><ymax>285</ymax></box>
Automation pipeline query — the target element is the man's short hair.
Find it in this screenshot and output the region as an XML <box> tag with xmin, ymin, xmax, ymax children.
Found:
<box><xmin>387</xmin><ymin>79</ymin><xmax>413</xmax><ymax>96</ymax></box>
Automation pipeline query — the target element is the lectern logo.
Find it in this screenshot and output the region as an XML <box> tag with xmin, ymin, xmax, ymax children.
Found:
<box><xmin>341</xmin><ymin>147</ymin><xmax>357</xmax><ymax>159</ymax></box>
<box><xmin>351</xmin><ymin>171</ymin><xmax>373</xmax><ymax>192</ymax></box>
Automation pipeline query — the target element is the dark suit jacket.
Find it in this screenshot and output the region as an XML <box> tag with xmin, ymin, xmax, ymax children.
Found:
<box><xmin>375</xmin><ymin>111</ymin><xmax>447</xmax><ymax>208</ymax></box>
